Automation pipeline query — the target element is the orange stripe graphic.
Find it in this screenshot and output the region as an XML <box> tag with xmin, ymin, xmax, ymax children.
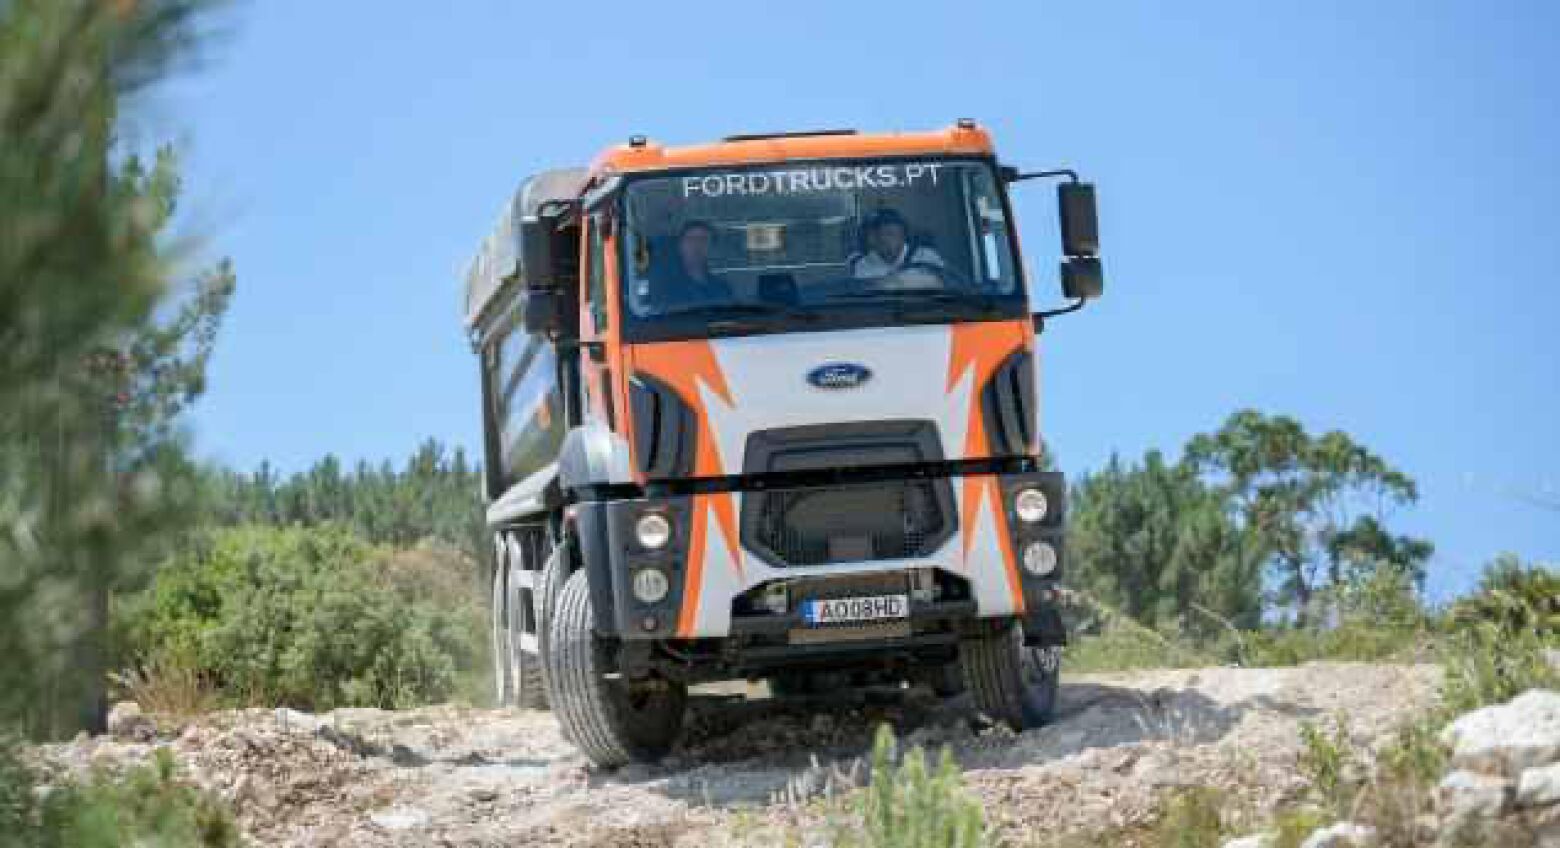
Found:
<box><xmin>629</xmin><ymin>341</ymin><xmax>741</xmax><ymax>635</ymax></box>
<box><xmin>947</xmin><ymin>321</ymin><xmax>1030</xmax><ymax>613</ymax></box>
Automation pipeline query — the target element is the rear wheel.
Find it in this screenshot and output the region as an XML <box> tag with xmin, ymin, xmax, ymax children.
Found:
<box><xmin>960</xmin><ymin>620</ymin><xmax>1059</xmax><ymax>729</ymax></box>
<box><xmin>491</xmin><ymin>562</ymin><xmax>513</xmax><ymax>707</ymax></box>
<box><xmin>507</xmin><ymin>560</ymin><xmax>547</xmax><ymax>710</ymax></box>
<box><xmin>544</xmin><ymin>570</ymin><xmax>686</xmax><ymax>767</ymax></box>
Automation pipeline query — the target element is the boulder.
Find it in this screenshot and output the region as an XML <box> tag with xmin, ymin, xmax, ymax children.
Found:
<box><xmin>369</xmin><ymin>806</ymin><xmax>430</xmax><ymax>830</ymax></box>
<box><xmin>1518</xmin><ymin>762</ymin><xmax>1560</xmax><ymax>809</ymax></box>
<box><xmin>1442</xmin><ymin>690</ymin><xmax>1560</xmax><ymax>778</ymax></box>
<box><xmin>106</xmin><ymin>701</ymin><xmax>153</xmax><ymax>741</ymax></box>
<box><xmin>1438</xmin><ymin>769</ymin><xmax>1513</xmax><ymax>817</ymax></box>
<box><xmin>273</xmin><ymin>707</ymin><xmax>323</xmax><ymax>734</ymax></box>
<box><xmin>1300</xmin><ymin>822</ymin><xmax>1375</xmax><ymax>848</ymax></box>
<box><xmin>1221</xmin><ymin>835</ymin><xmax>1272</xmax><ymax>848</ymax></box>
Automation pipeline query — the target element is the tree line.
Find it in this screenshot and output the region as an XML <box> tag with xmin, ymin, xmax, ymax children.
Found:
<box><xmin>1068</xmin><ymin>409</ymin><xmax>1436</xmax><ymax>637</ymax></box>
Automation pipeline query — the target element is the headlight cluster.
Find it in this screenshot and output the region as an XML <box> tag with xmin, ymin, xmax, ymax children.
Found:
<box><xmin>632</xmin><ymin>511</ymin><xmax>673</xmax><ymax>604</ymax></box>
<box><xmin>1012</xmin><ymin>484</ymin><xmax>1059</xmax><ymax>578</ymax></box>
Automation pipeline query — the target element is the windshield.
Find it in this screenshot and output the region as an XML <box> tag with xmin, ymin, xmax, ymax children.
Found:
<box><xmin>619</xmin><ymin>158</ymin><xmax>1026</xmax><ymax>341</ymax></box>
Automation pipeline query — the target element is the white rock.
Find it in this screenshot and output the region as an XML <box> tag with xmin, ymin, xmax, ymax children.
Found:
<box><xmin>273</xmin><ymin>707</ymin><xmax>323</xmax><ymax>734</ymax></box>
<box><xmin>1221</xmin><ymin>835</ymin><xmax>1272</xmax><ymax>848</ymax></box>
<box><xmin>106</xmin><ymin>701</ymin><xmax>153</xmax><ymax>740</ymax></box>
<box><xmin>1518</xmin><ymin>762</ymin><xmax>1560</xmax><ymax>808</ymax></box>
<box><xmin>1442</xmin><ymin>689</ymin><xmax>1560</xmax><ymax>778</ymax></box>
<box><xmin>1439</xmin><ymin>769</ymin><xmax>1513</xmax><ymax>817</ymax></box>
<box><xmin>1300</xmin><ymin>822</ymin><xmax>1375</xmax><ymax>848</ymax></box>
<box><xmin>370</xmin><ymin>806</ymin><xmax>430</xmax><ymax>830</ymax></box>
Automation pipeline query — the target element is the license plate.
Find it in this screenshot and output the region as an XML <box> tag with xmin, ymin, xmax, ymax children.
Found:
<box><xmin>801</xmin><ymin>594</ymin><xmax>909</xmax><ymax>625</ymax></box>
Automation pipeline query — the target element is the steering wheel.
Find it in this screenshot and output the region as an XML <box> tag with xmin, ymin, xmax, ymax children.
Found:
<box><xmin>891</xmin><ymin>260</ymin><xmax>978</xmax><ymax>291</ymax></box>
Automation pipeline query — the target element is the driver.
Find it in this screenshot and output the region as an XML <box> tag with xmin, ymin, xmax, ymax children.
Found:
<box><xmin>648</xmin><ymin>220</ymin><xmax>734</xmax><ymax>310</ymax></box>
<box><xmin>849</xmin><ymin>209</ymin><xmax>945</xmax><ymax>279</ymax></box>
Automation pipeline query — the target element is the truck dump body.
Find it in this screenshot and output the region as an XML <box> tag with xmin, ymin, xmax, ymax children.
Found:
<box><xmin>465</xmin><ymin>168</ymin><xmax>586</xmax><ymax>494</ymax></box>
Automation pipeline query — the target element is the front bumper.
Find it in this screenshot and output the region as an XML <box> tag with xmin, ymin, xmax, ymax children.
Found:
<box><xmin>572</xmin><ymin>469</ymin><xmax>1066</xmax><ymax>640</ymax></box>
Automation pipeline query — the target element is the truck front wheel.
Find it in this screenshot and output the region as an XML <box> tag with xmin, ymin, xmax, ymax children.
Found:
<box><xmin>544</xmin><ymin>569</ymin><xmax>686</xmax><ymax>767</ymax></box>
<box><xmin>960</xmin><ymin>620</ymin><xmax>1058</xmax><ymax>729</ymax></box>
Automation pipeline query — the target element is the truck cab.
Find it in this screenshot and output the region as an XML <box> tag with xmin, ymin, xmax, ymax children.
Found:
<box><xmin>465</xmin><ymin>122</ymin><xmax>1103</xmax><ymax>767</ymax></box>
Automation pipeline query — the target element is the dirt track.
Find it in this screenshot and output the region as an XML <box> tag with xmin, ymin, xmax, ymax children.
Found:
<box><xmin>38</xmin><ymin>662</ymin><xmax>1440</xmax><ymax>846</ymax></box>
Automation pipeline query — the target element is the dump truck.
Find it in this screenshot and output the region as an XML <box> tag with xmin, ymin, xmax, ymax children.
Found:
<box><xmin>463</xmin><ymin>121</ymin><xmax>1104</xmax><ymax>767</ymax></box>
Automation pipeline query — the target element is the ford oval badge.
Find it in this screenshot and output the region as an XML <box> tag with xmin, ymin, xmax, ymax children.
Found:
<box><xmin>807</xmin><ymin>362</ymin><xmax>872</xmax><ymax>390</ymax></box>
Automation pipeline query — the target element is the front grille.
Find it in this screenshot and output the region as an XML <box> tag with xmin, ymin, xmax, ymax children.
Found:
<box><xmin>789</xmin><ymin>571</ymin><xmax>910</xmax><ymax>602</ymax></box>
<box><xmin>748</xmin><ymin>480</ymin><xmax>948</xmax><ymax>567</ymax></box>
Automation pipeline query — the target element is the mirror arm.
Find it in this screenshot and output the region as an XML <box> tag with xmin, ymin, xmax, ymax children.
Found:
<box><xmin>1032</xmin><ymin>298</ymin><xmax>1089</xmax><ymax>330</ymax></box>
<box><xmin>1002</xmin><ymin>167</ymin><xmax>1079</xmax><ymax>185</ymax></box>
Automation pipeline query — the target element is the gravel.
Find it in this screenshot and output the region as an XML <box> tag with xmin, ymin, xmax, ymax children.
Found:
<box><xmin>32</xmin><ymin>662</ymin><xmax>1440</xmax><ymax>847</ymax></box>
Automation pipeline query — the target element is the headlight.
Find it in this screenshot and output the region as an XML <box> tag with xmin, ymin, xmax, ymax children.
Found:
<box><xmin>1014</xmin><ymin>487</ymin><xmax>1049</xmax><ymax>523</ymax></box>
<box><xmin>632</xmin><ymin>568</ymin><xmax>670</xmax><ymax>603</ymax></box>
<box><xmin>635</xmin><ymin>512</ymin><xmax>672</xmax><ymax>549</ymax></box>
<box><xmin>1022</xmin><ymin>541</ymin><xmax>1057</xmax><ymax>577</ymax></box>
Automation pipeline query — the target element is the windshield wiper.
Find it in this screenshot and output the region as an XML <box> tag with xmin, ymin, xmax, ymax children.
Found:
<box><xmin>660</xmin><ymin>302</ymin><xmax>820</xmax><ymax>335</ymax></box>
<box><xmin>823</xmin><ymin>290</ymin><xmax>1008</xmax><ymax>313</ymax></box>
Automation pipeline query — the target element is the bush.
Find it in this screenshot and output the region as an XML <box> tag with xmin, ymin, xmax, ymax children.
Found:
<box><xmin>1151</xmin><ymin>786</ymin><xmax>1230</xmax><ymax>848</ymax></box>
<box><xmin>832</xmin><ymin>725</ymin><xmax>986</xmax><ymax>848</ymax></box>
<box><xmin>1440</xmin><ymin>555</ymin><xmax>1559</xmax><ymax>715</ymax></box>
<box><xmin>0</xmin><ymin>744</ymin><xmax>237</xmax><ymax>848</ymax></box>
<box><xmin>118</xmin><ymin>524</ymin><xmax>486</xmax><ymax>710</ymax></box>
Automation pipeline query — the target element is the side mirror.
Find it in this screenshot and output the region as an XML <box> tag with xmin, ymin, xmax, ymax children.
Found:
<box><xmin>1061</xmin><ymin>257</ymin><xmax>1104</xmax><ymax>300</ymax></box>
<box><xmin>1058</xmin><ymin>183</ymin><xmax>1099</xmax><ymax>258</ymax></box>
<box><xmin>523</xmin><ymin>288</ymin><xmax>562</xmax><ymax>335</ymax></box>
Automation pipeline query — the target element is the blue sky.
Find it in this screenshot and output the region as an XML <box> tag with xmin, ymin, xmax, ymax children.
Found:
<box><xmin>152</xmin><ymin>1</ymin><xmax>1558</xmax><ymax>600</ymax></box>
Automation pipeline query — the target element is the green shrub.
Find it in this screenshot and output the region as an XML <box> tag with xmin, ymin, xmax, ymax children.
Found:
<box><xmin>0</xmin><ymin>738</ymin><xmax>36</xmax><ymax>848</ymax></box>
<box><xmin>833</xmin><ymin>725</ymin><xmax>985</xmax><ymax>848</ymax></box>
<box><xmin>0</xmin><ymin>744</ymin><xmax>238</xmax><ymax>848</ymax></box>
<box><xmin>1298</xmin><ymin>718</ymin><xmax>1358</xmax><ymax>816</ymax></box>
<box><xmin>118</xmin><ymin>524</ymin><xmax>485</xmax><ymax>710</ymax></box>
<box><xmin>1151</xmin><ymin>786</ymin><xmax>1229</xmax><ymax>848</ymax></box>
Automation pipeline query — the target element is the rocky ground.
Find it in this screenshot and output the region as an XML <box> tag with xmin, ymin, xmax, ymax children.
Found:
<box><xmin>32</xmin><ymin>663</ymin><xmax>1446</xmax><ymax>847</ymax></box>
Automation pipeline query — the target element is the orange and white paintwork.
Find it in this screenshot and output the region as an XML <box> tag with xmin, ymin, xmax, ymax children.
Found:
<box><xmin>628</xmin><ymin>320</ymin><xmax>1035</xmax><ymax>637</ymax></box>
<box><xmin>568</xmin><ymin>124</ymin><xmax>1040</xmax><ymax>639</ymax></box>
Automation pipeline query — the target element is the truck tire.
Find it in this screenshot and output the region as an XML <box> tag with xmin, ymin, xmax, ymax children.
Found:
<box><xmin>960</xmin><ymin>620</ymin><xmax>1058</xmax><ymax>729</ymax></box>
<box><xmin>491</xmin><ymin>564</ymin><xmax>513</xmax><ymax>707</ymax></box>
<box><xmin>545</xmin><ymin>569</ymin><xmax>686</xmax><ymax>767</ymax></box>
<box><xmin>532</xmin><ymin>540</ymin><xmax>568</xmax><ymax>698</ymax></box>
<box><xmin>507</xmin><ymin>562</ymin><xmax>548</xmax><ymax>710</ymax></box>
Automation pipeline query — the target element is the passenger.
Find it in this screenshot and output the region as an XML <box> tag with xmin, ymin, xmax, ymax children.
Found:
<box><xmin>850</xmin><ymin>209</ymin><xmax>945</xmax><ymax>279</ymax></box>
<box><xmin>648</xmin><ymin>220</ymin><xmax>734</xmax><ymax>310</ymax></box>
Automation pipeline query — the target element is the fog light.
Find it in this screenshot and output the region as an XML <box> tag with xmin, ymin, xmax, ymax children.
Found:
<box><xmin>1022</xmin><ymin>541</ymin><xmax>1057</xmax><ymax>576</ymax></box>
<box><xmin>1014</xmin><ymin>487</ymin><xmax>1049</xmax><ymax>523</ymax></box>
<box><xmin>632</xmin><ymin>568</ymin><xmax>670</xmax><ymax>603</ymax></box>
<box><xmin>635</xmin><ymin>513</ymin><xmax>672</xmax><ymax>550</ymax></box>
<box><xmin>760</xmin><ymin>582</ymin><xmax>788</xmax><ymax>614</ymax></box>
